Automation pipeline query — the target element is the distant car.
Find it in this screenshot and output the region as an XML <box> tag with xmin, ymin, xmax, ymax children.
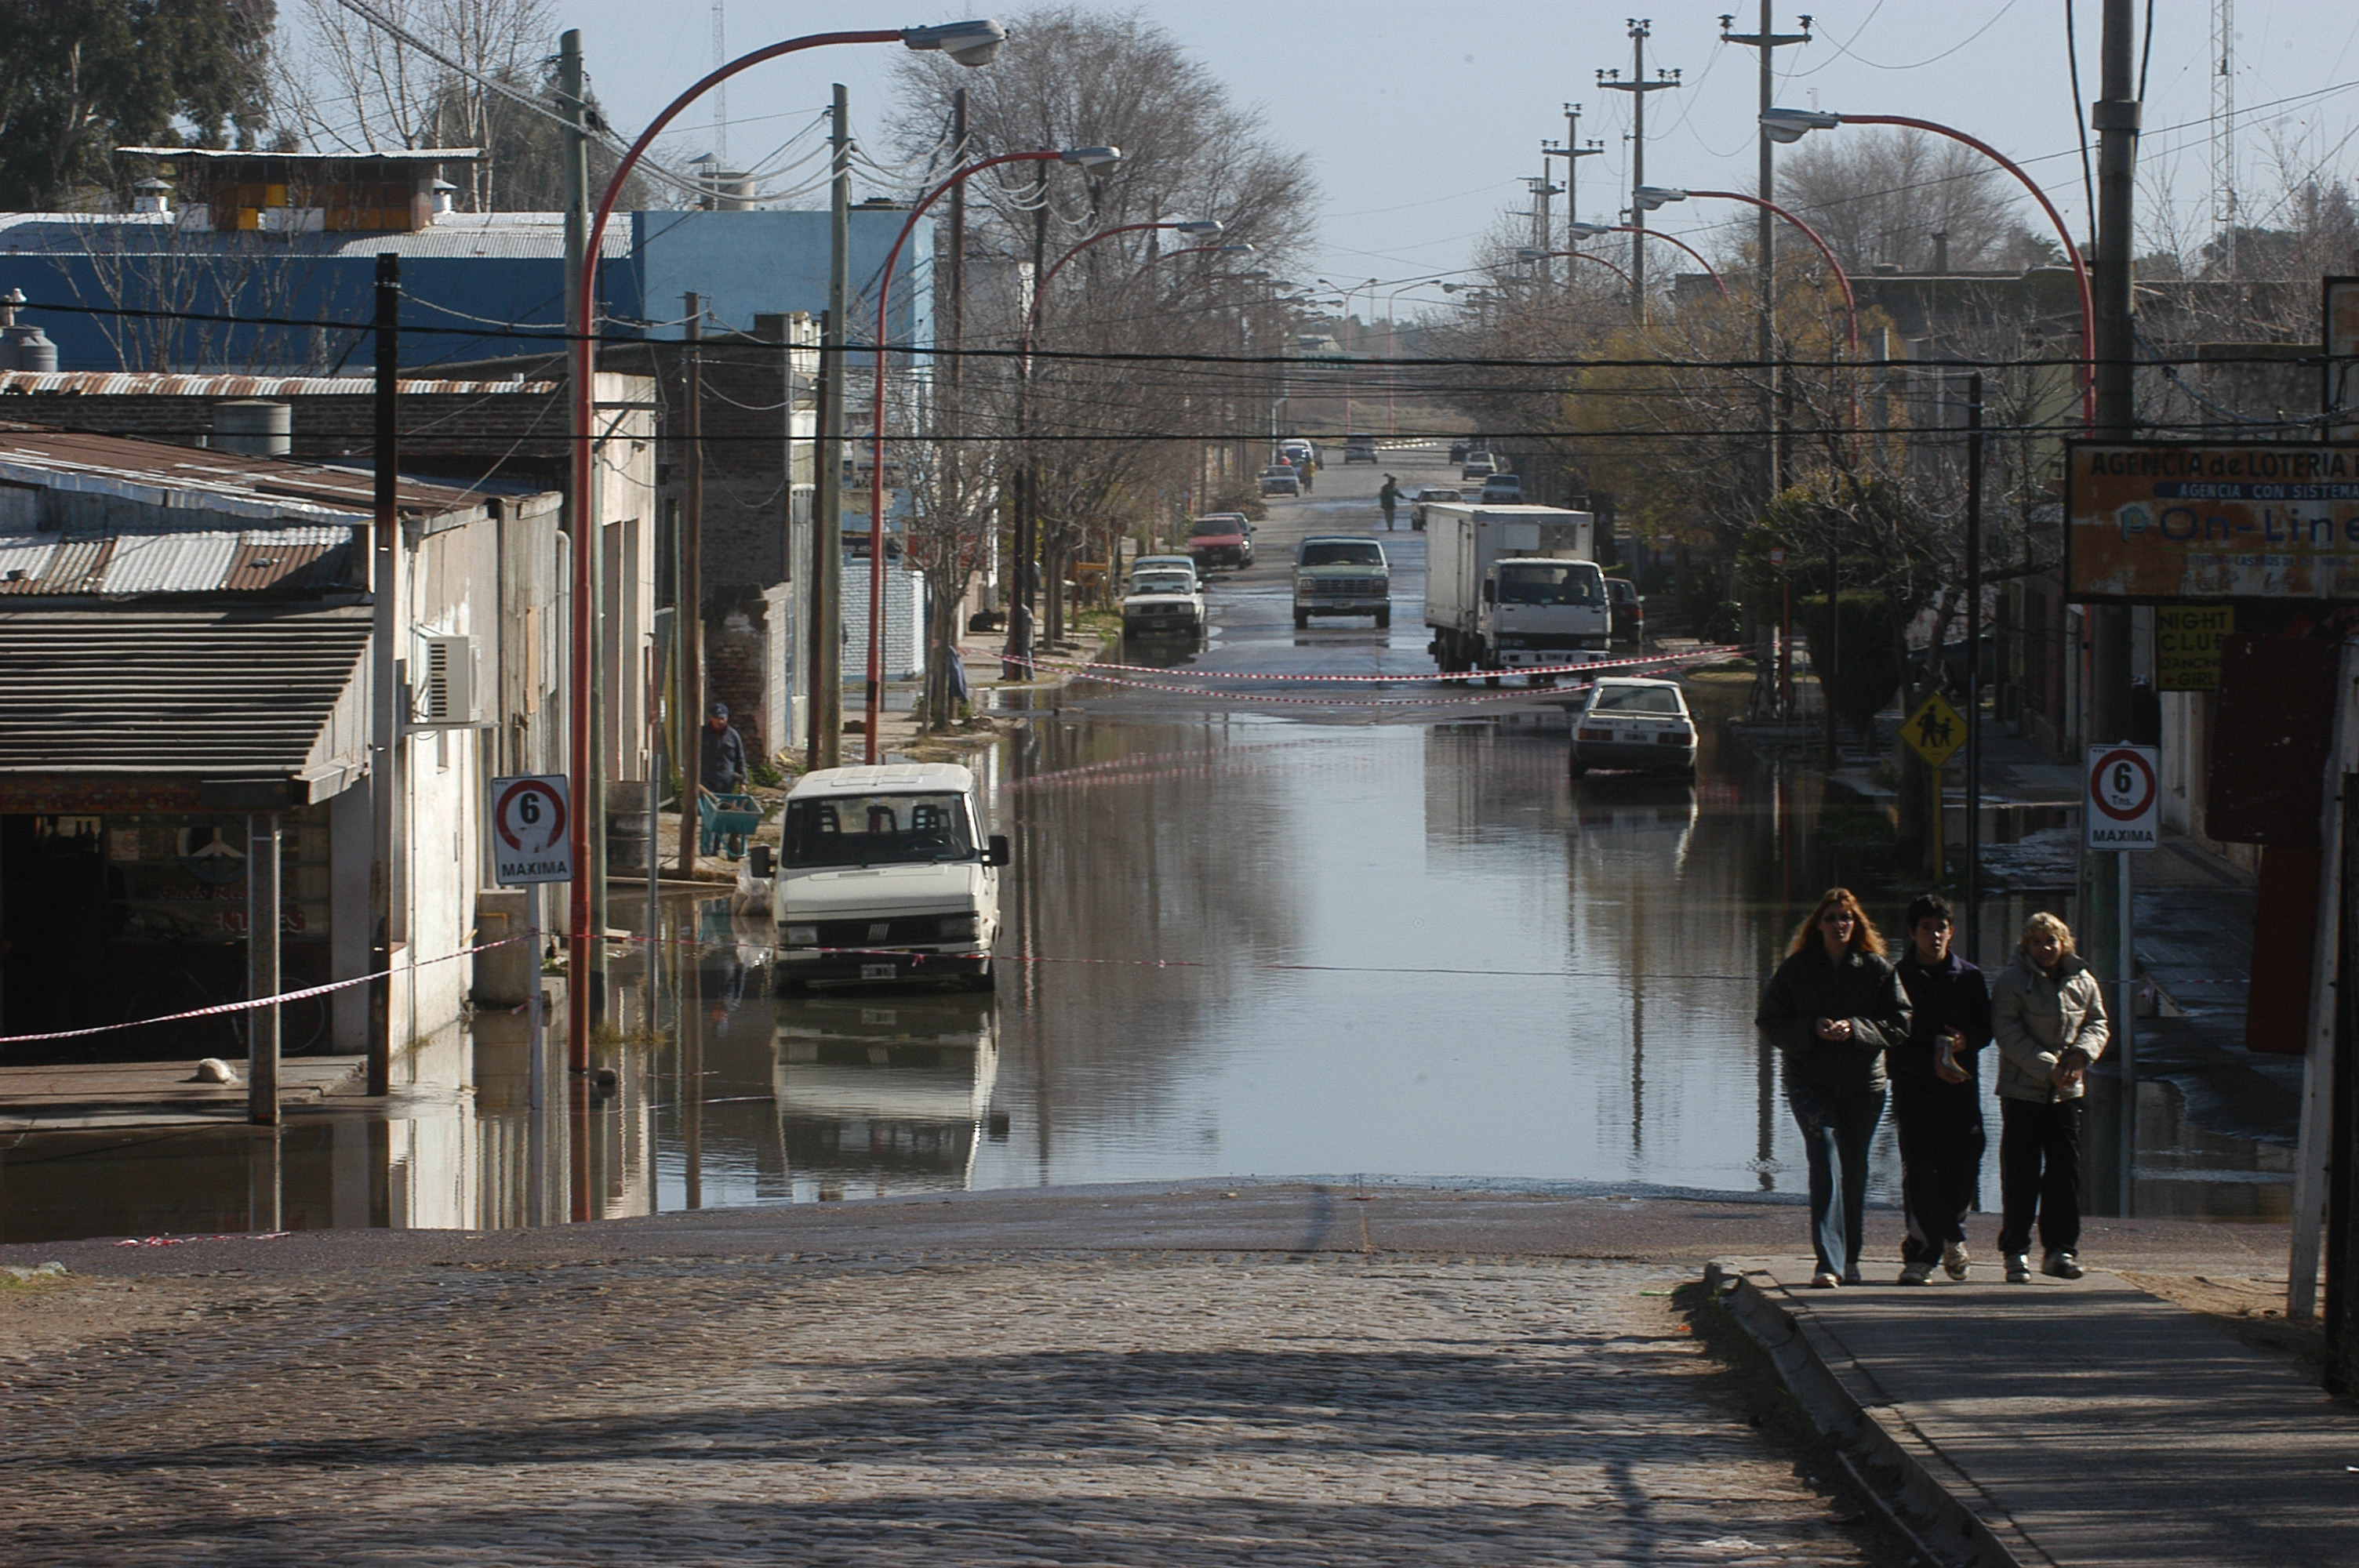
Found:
<box><xmin>1448</xmin><ymin>441</ymin><xmax>1469</xmax><ymax>465</ymax></box>
<box><xmin>1121</xmin><ymin>567</ymin><xmax>1206</xmax><ymax>640</ymax></box>
<box><xmin>1479</xmin><ymin>474</ymin><xmax>1522</xmax><ymax>503</ymax></box>
<box><xmin>1343</xmin><ymin>434</ymin><xmax>1379</xmax><ymax>464</ymax></box>
<box><xmin>1259</xmin><ymin>464</ymin><xmax>1303</xmax><ymax>496</ymax></box>
<box><xmin>1410</xmin><ymin>485</ymin><xmax>1460</xmax><ymax>531</ymax></box>
<box><xmin>1132</xmin><ymin>554</ymin><xmax>1199</xmax><ymax>590</ymax></box>
<box><xmin>1187</xmin><ymin>513</ymin><xmax>1255</xmax><ymax>570</ymax></box>
<box><xmin>1570</xmin><ymin>677</ymin><xmax>1696</xmax><ymax>777</ymax></box>
<box><xmin>1460</xmin><ymin>451</ymin><xmax>1496</xmax><ymax>481</ymax></box>
<box><xmin>1606</xmin><ymin>577</ymin><xmax>1645</xmax><ymax>644</ymax></box>
<box><xmin>1278</xmin><ymin>437</ymin><xmax>1319</xmax><ymax>470</ymax></box>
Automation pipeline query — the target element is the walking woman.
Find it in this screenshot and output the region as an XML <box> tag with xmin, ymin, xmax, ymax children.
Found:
<box><xmin>1990</xmin><ymin>912</ymin><xmax>2110</xmax><ymax>1283</ymax></box>
<box><xmin>1757</xmin><ymin>888</ymin><xmax>1914</xmax><ymax>1287</ymax></box>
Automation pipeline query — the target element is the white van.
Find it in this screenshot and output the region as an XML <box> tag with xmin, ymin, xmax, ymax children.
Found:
<box><xmin>760</xmin><ymin>762</ymin><xmax>1006</xmax><ymax>993</ymax></box>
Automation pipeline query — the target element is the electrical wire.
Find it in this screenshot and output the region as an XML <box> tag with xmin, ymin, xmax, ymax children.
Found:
<box><xmin>2066</xmin><ymin>0</ymin><xmax>2096</xmax><ymax>251</ymax></box>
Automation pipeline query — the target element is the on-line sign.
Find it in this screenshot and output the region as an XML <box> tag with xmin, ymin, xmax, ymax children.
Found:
<box><xmin>490</xmin><ymin>775</ymin><xmax>573</xmax><ymax>884</ymax></box>
<box><xmin>2085</xmin><ymin>745</ymin><xmax>2161</xmax><ymax>851</ymax></box>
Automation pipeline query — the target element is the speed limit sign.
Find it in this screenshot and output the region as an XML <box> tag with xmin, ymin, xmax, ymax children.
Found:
<box><xmin>490</xmin><ymin>775</ymin><xmax>574</xmax><ymax>884</ymax></box>
<box><xmin>2085</xmin><ymin>745</ymin><xmax>2161</xmax><ymax>851</ymax></box>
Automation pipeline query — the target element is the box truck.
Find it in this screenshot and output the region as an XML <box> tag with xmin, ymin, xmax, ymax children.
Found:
<box><xmin>1422</xmin><ymin>504</ymin><xmax>1608</xmax><ymax>682</ymax></box>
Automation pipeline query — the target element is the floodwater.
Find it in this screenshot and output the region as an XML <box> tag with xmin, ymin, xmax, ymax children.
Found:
<box><xmin>0</xmin><ymin>461</ymin><xmax>2292</xmax><ymax>1241</ymax></box>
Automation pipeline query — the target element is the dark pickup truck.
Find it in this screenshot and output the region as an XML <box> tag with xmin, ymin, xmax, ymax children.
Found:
<box><xmin>1187</xmin><ymin>512</ymin><xmax>1255</xmax><ymax>571</ymax></box>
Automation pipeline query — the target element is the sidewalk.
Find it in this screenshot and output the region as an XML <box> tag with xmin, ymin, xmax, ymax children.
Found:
<box><xmin>1710</xmin><ymin>1254</ymin><xmax>2357</xmax><ymax>1567</ymax></box>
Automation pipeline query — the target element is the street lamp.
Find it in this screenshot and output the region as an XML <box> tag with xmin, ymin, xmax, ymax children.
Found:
<box><xmin>1634</xmin><ymin>185</ymin><xmax>1855</xmax><ymax>351</ymax></box>
<box><xmin>875</xmin><ymin>145</ymin><xmax>1123</xmax><ymax>757</ymax></box>
<box><xmin>1532</xmin><ymin>230</ymin><xmax>1732</xmax><ymax>298</ymax></box>
<box><xmin>1517</xmin><ymin>245</ymin><xmax>1637</xmax><ymax>289</ymax></box>
<box><xmin>1027</xmin><ymin>218</ymin><xmax>1224</xmax><ymax>340</ymax></box>
<box><xmin>565</xmin><ymin>19</ymin><xmax>1006</xmax><ymax>1070</ymax></box>
<box><xmin>1760</xmin><ymin>105</ymin><xmax>2095</xmax><ymax>423</ymax></box>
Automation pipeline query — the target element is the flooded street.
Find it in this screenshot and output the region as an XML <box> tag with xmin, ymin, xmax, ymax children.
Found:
<box><xmin>0</xmin><ymin>463</ymin><xmax>2290</xmax><ymax>1240</ymax></box>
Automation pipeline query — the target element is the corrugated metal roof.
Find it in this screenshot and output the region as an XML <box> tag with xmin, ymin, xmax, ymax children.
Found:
<box><xmin>98</xmin><ymin>531</ymin><xmax>242</xmax><ymax>593</ymax></box>
<box><xmin>0</xmin><ymin>524</ymin><xmax>355</xmax><ymax>595</ymax></box>
<box><xmin>0</xmin><ymin>606</ymin><xmax>370</xmax><ymax>777</ymax></box>
<box><xmin>0</xmin><ymin>422</ymin><xmax>492</xmax><ymax>523</ymax></box>
<box><xmin>0</xmin><ymin>211</ymin><xmax>628</xmax><ymax>258</ymax></box>
<box><xmin>117</xmin><ymin>147</ymin><xmax>482</xmax><ymax>162</ymax></box>
<box><xmin>0</xmin><ymin>372</ymin><xmax>556</xmax><ymax>396</ymax></box>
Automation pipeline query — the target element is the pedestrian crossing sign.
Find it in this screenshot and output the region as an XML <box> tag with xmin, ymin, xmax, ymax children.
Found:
<box><xmin>1902</xmin><ymin>692</ymin><xmax>1966</xmax><ymax>768</ymax></box>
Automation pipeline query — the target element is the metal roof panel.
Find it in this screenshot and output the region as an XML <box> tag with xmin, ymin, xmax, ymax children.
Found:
<box><xmin>99</xmin><ymin>530</ymin><xmax>242</xmax><ymax>593</ymax></box>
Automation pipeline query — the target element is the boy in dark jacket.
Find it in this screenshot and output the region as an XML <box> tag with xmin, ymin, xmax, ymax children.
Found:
<box><xmin>1891</xmin><ymin>894</ymin><xmax>1993</xmax><ymax>1283</ymax></box>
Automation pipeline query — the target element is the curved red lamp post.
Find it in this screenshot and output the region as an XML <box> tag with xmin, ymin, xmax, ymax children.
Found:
<box><xmin>1517</xmin><ymin>245</ymin><xmax>1637</xmax><ymax>289</ymax></box>
<box><xmin>1567</xmin><ymin>227</ymin><xmax>1733</xmax><ymax>297</ymax></box>
<box><xmin>867</xmin><ymin>146</ymin><xmax>1122</xmax><ymax>763</ymax></box>
<box><xmin>1639</xmin><ymin>187</ymin><xmax>1857</xmax><ymax>352</ymax></box>
<box><xmin>1763</xmin><ymin>107</ymin><xmax>2095</xmax><ymax>425</ymax></box>
<box><xmin>564</xmin><ymin>20</ymin><xmax>1005</xmax><ymax>1069</ymax></box>
<box><xmin>1025</xmin><ymin>220</ymin><xmax>1222</xmax><ymax>342</ymax></box>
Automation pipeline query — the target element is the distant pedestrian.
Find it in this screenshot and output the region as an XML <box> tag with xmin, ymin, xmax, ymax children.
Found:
<box><xmin>1990</xmin><ymin>912</ymin><xmax>2110</xmax><ymax>1283</ymax></box>
<box><xmin>1294</xmin><ymin>452</ymin><xmax>1314</xmax><ymax>493</ymax></box>
<box><xmin>701</xmin><ymin>702</ymin><xmax>747</xmax><ymax>797</ymax></box>
<box><xmin>1891</xmin><ymin>894</ymin><xmax>1992</xmax><ymax>1284</ymax></box>
<box><xmin>1757</xmin><ymin>887</ymin><xmax>1914</xmax><ymax>1288</ymax></box>
<box><xmin>941</xmin><ymin>641</ymin><xmax>971</xmax><ymax>718</ymax></box>
<box><xmin>1378</xmin><ymin>474</ymin><xmax>1401</xmax><ymax>530</ymax></box>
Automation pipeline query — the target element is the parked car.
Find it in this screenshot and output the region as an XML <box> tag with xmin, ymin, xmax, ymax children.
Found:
<box><xmin>1292</xmin><ymin>535</ymin><xmax>1391</xmax><ymax>629</ymax></box>
<box><xmin>1606</xmin><ymin>577</ymin><xmax>1645</xmax><ymax>644</ymax></box>
<box><xmin>1132</xmin><ymin>554</ymin><xmax>1200</xmax><ymax>590</ymax></box>
<box><xmin>1121</xmin><ymin>566</ymin><xmax>1206</xmax><ymax>640</ymax></box>
<box><xmin>1187</xmin><ymin>514</ymin><xmax>1255</xmax><ymax>571</ymax></box>
<box><xmin>1479</xmin><ymin>474</ymin><xmax>1522</xmax><ymax>503</ymax></box>
<box><xmin>1259</xmin><ymin>464</ymin><xmax>1303</xmax><ymax>496</ymax></box>
<box><xmin>1460</xmin><ymin>451</ymin><xmax>1496</xmax><ymax>481</ymax></box>
<box><xmin>1343</xmin><ymin>433</ymin><xmax>1379</xmax><ymax>464</ymax></box>
<box><xmin>1409</xmin><ymin>485</ymin><xmax>1460</xmax><ymax>531</ymax></box>
<box><xmin>1569</xmin><ymin>678</ymin><xmax>1696</xmax><ymax>777</ymax></box>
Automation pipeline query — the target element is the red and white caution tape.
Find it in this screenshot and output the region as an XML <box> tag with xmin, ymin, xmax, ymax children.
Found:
<box><xmin>1020</xmin><ymin>645</ymin><xmax>1743</xmax><ymax>684</ymax></box>
<box><xmin>0</xmin><ymin>935</ymin><xmax>529</xmax><ymax>1046</ymax></box>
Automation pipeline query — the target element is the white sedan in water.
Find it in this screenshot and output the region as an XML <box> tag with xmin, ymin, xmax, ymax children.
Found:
<box><xmin>1570</xmin><ymin>677</ymin><xmax>1697</xmax><ymax>776</ymax></box>
<box><xmin>1121</xmin><ymin>567</ymin><xmax>1206</xmax><ymax>640</ymax></box>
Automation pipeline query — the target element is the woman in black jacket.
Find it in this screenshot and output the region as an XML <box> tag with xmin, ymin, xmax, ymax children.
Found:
<box><xmin>1757</xmin><ymin>887</ymin><xmax>1914</xmax><ymax>1287</ymax></box>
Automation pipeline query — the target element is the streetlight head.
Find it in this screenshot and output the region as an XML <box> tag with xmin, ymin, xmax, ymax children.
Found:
<box><xmin>1761</xmin><ymin>107</ymin><xmax>1841</xmax><ymax>143</ymax></box>
<box><xmin>1633</xmin><ymin>185</ymin><xmax>1687</xmax><ymax>211</ymax></box>
<box><xmin>1567</xmin><ymin>221</ymin><xmax>1612</xmax><ymax>240</ymax></box>
<box><xmin>1060</xmin><ymin>145</ymin><xmax>1122</xmax><ymax>173</ymax></box>
<box><xmin>1174</xmin><ymin>220</ymin><xmax>1223</xmax><ymax>236</ymax></box>
<box><xmin>1515</xmin><ymin>247</ymin><xmax>1550</xmax><ymax>262</ymax></box>
<box><xmin>902</xmin><ymin>20</ymin><xmax>1008</xmax><ymax>67</ymax></box>
<box><xmin>1216</xmin><ymin>243</ymin><xmax>1256</xmax><ymax>255</ymax></box>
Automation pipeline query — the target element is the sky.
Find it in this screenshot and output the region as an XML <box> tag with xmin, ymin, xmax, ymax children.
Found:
<box><xmin>366</xmin><ymin>2</ymin><xmax>2359</xmax><ymax>314</ymax></box>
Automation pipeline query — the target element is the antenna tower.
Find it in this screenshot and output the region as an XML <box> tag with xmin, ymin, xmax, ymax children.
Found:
<box><xmin>2214</xmin><ymin>0</ymin><xmax>2236</xmax><ymax>274</ymax></box>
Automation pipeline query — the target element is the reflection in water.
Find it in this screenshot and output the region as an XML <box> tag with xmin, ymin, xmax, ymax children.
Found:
<box><xmin>0</xmin><ymin>688</ymin><xmax>2295</xmax><ymax>1240</ymax></box>
<box><xmin>776</xmin><ymin>993</ymin><xmax>998</xmax><ymax>1201</ymax></box>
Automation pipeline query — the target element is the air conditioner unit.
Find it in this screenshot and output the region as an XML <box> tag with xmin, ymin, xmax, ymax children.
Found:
<box><xmin>415</xmin><ymin>634</ymin><xmax>478</xmax><ymax>726</ymax></box>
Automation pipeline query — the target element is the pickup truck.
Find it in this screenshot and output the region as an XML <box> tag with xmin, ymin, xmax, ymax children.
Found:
<box><xmin>1121</xmin><ymin>565</ymin><xmax>1205</xmax><ymax>639</ymax></box>
<box><xmin>1293</xmin><ymin>535</ymin><xmax>1390</xmax><ymax>628</ymax></box>
<box><xmin>1187</xmin><ymin>513</ymin><xmax>1255</xmax><ymax>571</ymax></box>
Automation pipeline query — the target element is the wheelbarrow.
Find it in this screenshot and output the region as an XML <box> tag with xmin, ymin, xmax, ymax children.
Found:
<box><xmin>699</xmin><ymin>790</ymin><xmax>762</xmax><ymax>860</ymax></box>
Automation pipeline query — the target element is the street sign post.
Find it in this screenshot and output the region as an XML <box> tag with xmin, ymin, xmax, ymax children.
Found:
<box><xmin>489</xmin><ymin>774</ymin><xmax>568</xmax><ymax>1219</ymax></box>
<box><xmin>2085</xmin><ymin>742</ymin><xmax>2159</xmax><ymax>1221</ymax></box>
<box><xmin>1903</xmin><ymin>692</ymin><xmax>1967</xmax><ymax>880</ymax></box>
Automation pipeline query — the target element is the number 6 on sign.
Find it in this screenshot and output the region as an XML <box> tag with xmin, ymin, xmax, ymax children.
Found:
<box><xmin>2085</xmin><ymin>745</ymin><xmax>2160</xmax><ymax>851</ymax></box>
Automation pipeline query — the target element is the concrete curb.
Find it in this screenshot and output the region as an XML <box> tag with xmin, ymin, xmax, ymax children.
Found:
<box><xmin>1704</xmin><ymin>1258</ymin><xmax>2050</xmax><ymax>1568</ymax></box>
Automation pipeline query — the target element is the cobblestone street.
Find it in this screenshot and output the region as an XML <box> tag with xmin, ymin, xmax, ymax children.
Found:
<box><xmin>2</xmin><ymin>1249</ymin><xmax>1887</xmax><ymax>1565</ymax></box>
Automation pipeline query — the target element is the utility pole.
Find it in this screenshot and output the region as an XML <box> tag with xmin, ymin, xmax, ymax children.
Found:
<box><xmin>809</xmin><ymin>85</ymin><xmax>850</xmax><ymax>769</ymax></box>
<box><xmin>936</xmin><ymin>86</ymin><xmax>969</xmax><ymax>729</ymax></box>
<box><xmin>369</xmin><ymin>252</ymin><xmax>399</xmax><ymax>1097</ymax></box>
<box><xmin>945</xmin><ymin>88</ymin><xmax>968</xmax><ymax>404</ymax></box>
<box><xmin>674</xmin><ymin>294</ymin><xmax>703</xmax><ymax>874</ymax></box>
<box><xmin>558</xmin><ymin>28</ymin><xmax>605</xmax><ymax>1044</ymax></box>
<box><xmin>1528</xmin><ymin>167</ymin><xmax>1563</xmax><ymax>289</ymax></box>
<box><xmin>1598</xmin><ymin>20</ymin><xmax>1680</xmax><ymax>323</ymax></box>
<box><xmin>1544</xmin><ymin>104</ymin><xmax>1605</xmax><ymax>297</ymax></box>
<box><xmin>1720</xmin><ymin>5</ymin><xmax>1812</xmax><ymax>512</ymax></box>
<box><xmin>2085</xmin><ymin>0</ymin><xmax>2143</xmax><ymax>1214</ymax></box>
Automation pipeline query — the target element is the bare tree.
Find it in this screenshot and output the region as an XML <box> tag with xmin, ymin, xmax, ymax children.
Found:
<box><xmin>1779</xmin><ymin>126</ymin><xmax>2048</xmax><ymax>274</ymax></box>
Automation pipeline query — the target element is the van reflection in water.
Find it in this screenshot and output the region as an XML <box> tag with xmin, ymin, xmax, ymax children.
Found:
<box><xmin>774</xmin><ymin>990</ymin><xmax>999</xmax><ymax>1202</ymax></box>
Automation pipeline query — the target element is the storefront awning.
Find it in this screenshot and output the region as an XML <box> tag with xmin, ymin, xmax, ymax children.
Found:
<box><xmin>0</xmin><ymin>606</ymin><xmax>371</xmax><ymax>812</ymax></box>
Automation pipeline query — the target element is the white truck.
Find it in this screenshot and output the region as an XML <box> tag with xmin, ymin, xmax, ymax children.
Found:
<box><xmin>1422</xmin><ymin>503</ymin><xmax>1608</xmax><ymax>682</ymax></box>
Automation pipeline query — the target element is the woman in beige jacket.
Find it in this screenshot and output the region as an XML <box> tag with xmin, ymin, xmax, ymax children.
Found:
<box><xmin>1989</xmin><ymin>913</ymin><xmax>2110</xmax><ymax>1283</ymax></box>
